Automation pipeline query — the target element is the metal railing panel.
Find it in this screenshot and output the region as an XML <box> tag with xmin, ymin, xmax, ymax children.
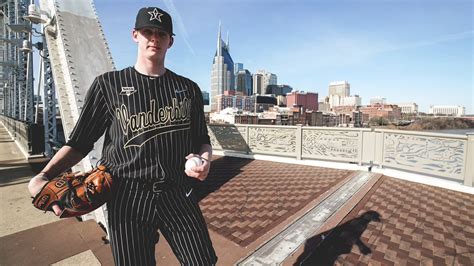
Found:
<box><xmin>246</xmin><ymin>125</ymin><xmax>297</xmax><ymax>157</ymax></box>
<box><xmin>301</xmin><ymin>127</ymin><xmax>367</xmax><ymax>163</ymax></box>
<box><xmin>377</xmin><ymin>129</ymin><xmax>467</xmax><ymax>181</ymax></box>
<box><xmin>208</xmin><ymin>124</ymin><xmax>249</xmax><ymax>152</ymax></box>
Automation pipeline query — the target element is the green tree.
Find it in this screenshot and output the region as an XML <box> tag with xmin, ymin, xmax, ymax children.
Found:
<box><xmin>369</xmin><ymin>116</ymin><xmax>389</xmax><ymax>126</ymax></box>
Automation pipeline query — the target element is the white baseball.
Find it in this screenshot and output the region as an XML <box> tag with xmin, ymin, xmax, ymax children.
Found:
<box><xmin>185</xmin><ymin>157</ymin><xmax>203</xmax><ymax>171</ymax></box>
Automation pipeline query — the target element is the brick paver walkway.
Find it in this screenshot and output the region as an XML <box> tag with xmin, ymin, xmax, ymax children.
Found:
<box><xmin>195</xmin><ymin>156</ymin><xmax>354</xmax><ymax>246</ymax></box>
<box><xmin>296</xmin><ymin>175</ymin><xmax>474</xmax><ymax>265</ymax></box>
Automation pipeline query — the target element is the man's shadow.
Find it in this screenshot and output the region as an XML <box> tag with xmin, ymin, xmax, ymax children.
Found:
<box><xmin>295</xmin><ymin>210</ymin><xmax>381</xmax><ymax>266</ymax></box>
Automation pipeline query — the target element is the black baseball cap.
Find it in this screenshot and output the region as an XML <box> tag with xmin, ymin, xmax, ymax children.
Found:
<box><xmin>134</xmin><ymin>7</ymin><xmax>175</xmax><ymax>36</ymax></box>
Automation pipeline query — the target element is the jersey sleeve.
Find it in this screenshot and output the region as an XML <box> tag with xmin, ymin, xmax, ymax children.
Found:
<box><xmin>65</xmin><ymin>77</ymin><xmax>111</xmax><ymax>156</ymax></box>
<box><xmin>190</xmin><ymin>83</ymin><xmax>211</xmax><ymax>152</ymax></box>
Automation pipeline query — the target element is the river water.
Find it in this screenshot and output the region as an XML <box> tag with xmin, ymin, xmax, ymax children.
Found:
<box><xmin>425</xmin><ymin>128</ymin><xmax>474</xmax><ymax>135</ymax></box>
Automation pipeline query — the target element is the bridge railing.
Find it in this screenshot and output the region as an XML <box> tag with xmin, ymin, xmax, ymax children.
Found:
<box><xmin>208</xmin><ymin>124</ymin><xmax>473</xmax><ymax>187</ymax></box>
<box><xmin>1</xmin><ymin>115</ymin><xmax>44</xmax><ymax>155</ymax></box>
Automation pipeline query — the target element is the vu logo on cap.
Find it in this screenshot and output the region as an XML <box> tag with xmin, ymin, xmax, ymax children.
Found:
<box><xmin>134</xmin><ymin>7</ymin><xmax>175</xmax><ymax>36</ymax></box>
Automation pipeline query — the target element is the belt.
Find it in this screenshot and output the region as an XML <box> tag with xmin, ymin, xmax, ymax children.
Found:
<box><xmin>123</xmin><ymin>178</ymin><xmax>179</xmax><ymax>193</ymax></box>
<box><xmin>151</xmin><ymin>180</ymin><xmax>173</xmax><ymax>193</ymax></box>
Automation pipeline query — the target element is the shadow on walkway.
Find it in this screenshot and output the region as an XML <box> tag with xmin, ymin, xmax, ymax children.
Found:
<box><xmin>295</xmin><ymin>210</ymin><xmax>381</xmax><ymax>266</ymax></box>
<box><xmin>0</xmin><ymin>157</ymin><xmax>50</xmax><ymax>187</ymax></box>
<box><xmin>190</xmin><ymin>156</ymin><xmax>254</xmax><ymax>202</ymax></box>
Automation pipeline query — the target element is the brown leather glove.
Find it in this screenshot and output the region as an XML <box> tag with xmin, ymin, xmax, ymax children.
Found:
<box><xmin>32</xmin><ymin>165</ymin><xmax>113</xmax><ymax>218</ymax></box>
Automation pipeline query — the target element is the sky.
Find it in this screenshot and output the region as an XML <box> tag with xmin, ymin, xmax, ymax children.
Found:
<box><xmin>93</xmin><ymin>0</ymin><xmax>473</xmax><ymax>114</ymax></box>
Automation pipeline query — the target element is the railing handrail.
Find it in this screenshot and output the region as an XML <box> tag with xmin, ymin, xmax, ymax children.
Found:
<box><xmin>208</xmin><ymin>123</ymin><xmax>473</xmax><ymax>187</ymax></box>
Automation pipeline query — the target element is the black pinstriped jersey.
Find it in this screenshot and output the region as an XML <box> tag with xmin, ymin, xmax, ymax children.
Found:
<box><xmin>67</xmin><ymin>67</ymin><xmax>210</xmax><ymax>184</ymax></box>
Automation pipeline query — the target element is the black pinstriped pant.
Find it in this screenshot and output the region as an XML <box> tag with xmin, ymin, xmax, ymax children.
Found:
<box><xmin>107</xmin><ymin>179</ymin><xmax>217</xmax><ymax>265</ymax></box>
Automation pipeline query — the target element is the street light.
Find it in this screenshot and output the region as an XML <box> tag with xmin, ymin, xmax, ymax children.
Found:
<box><xmin>23</xmin><ymin>3</ymin><xmax>52</xmax><ymax>25</ymax></box>
<box><xmin>24</xmin><ymin>4</ymin><xmax>48</xmax><ymax>24</ymax></box>
<box><xmin>19</xmin><ymin>40</ymin><xmax>43</xmax><ymax>53</ymax></box>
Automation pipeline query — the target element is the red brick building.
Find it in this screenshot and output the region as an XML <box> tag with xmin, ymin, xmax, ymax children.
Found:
<box><xmin>360</xmin><ymin>104</ymin><xmax>402</xmax><ymax>121</ymax></box>
<box><xmin>286</xmin><ymin>91</ymin><xmax>318</xmax><ymax>112</ymax></box>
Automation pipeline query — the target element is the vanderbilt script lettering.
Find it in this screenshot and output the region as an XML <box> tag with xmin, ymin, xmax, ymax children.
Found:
<box><xmin>116</xmin><ymin>98</ymin><xmax>191</xmax><ymax>135</ymax></box>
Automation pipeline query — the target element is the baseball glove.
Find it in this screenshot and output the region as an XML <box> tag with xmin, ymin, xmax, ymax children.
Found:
<box><xmin>32</xmin><ymin>165</ymin><xmax>113</xmax><ymax>218</ymax></box>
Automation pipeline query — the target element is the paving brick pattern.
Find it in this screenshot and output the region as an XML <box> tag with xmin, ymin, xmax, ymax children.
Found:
<box><xmin>195</xmin><ymin>156</ymin><xmax>353</xmax><ymax>246</ymax></box>
<box><xmin>334</xmin><ymin>176</ymin><xmax>474</xmax><ymax>265</ymax></box>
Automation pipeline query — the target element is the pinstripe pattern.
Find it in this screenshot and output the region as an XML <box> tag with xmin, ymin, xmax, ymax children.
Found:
<box><xmin>108</xmin><ymin>179</ymin><xmax>216</xmax><ymax>265</ymax></box>
<box><xmin>69</xmin><ymin>67</ymin><xmax>209</xmax><ymax>183</ymax></box>
<box><xmin>67</xmin><ymin>67</ymin><xmax>217</xmax><ymax>265</ymax></box>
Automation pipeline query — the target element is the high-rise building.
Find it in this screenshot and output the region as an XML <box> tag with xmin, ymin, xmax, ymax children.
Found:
<box><xmin>211</xmin><ymin>24</ymin><xmax>235</xmax><ymax>111</ymax></box>
<box><xmin>328</xmin><ymin>81</ymin><xmax>350</xmax><ymax>108</ymax></box>
<box><xmin>202</xmin><ymin>91</ymin><xmax>210</xmax><ymax>106</ymax></box>
<box><xmin>252</xmin><ymin>73</ymin><xmax>263</xmax><ymax>95</ymax></box>
<box><xmin>253</xmin><ymin>70</ymin><xmax>277</xmax><ymax>95</ymax></box>
<box><xmin>329</xmin><ymin>81</ymin><xmax>350</xmax><ymax>96</ymax></box>
<box><xmin>234</xmin><ymin>63</ymin><xmax>243</xmax><ymax>75</ymax></box>
<box><xmin>235</xmin><ymin>69</ymin><xmax>253</xmax><ymax>96</ymax></box>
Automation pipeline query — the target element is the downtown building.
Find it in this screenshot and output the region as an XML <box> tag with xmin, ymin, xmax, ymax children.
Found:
<box><xmin>214</xmin><ymin>90</ymin><xmax>255</xmax><ymax>113</ymax></box>
<box><xmin>397</xmin><ymin>103</ymin><xmax>418</xmax><ymax>114</ymax></box>
<box><xmin>429</xmin><ymin>105</ymin><xmax>465</xmax><ymax>117</ymax></box>
<box><xmin>328</xmin><ymin>81</ymin><xmax>350</xmax><ymax>108</ymax></box>
<box><xmin>328</xmin><ymin>81</ymin><xmax>362</xmax><ymax>109</ymax></box>
<box><xmin>253</xmin><ymin>70</ymin><xmax>277</xmax><ymax>95</ymax></box>
<box><xmin>286</xmin><ymin>91</ymin><xmax>318</xmax><ymax>112</ymax></box>
<box><xmin>214</xmin><ymin>91</ymin><xmax>279</xmax><ymax>113</ymax></box>
<box><xmin>210</xmin><ymin>25</ymin><xmax>234</xmax><ymax>111</ymax></box>
<box><xmin>235</xmin><ymin>69</ymin><xmax>253</xmax><ymax>96</ymax></box>
<box><xmin>360</xmin><ymin>104</ymin><xmax>402</xmax><ymax>122</ymax></box>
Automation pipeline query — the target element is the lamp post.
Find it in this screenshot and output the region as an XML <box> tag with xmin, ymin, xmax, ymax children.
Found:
<box><xmin>22</xmin><ymin>0</ymin><xmax>58</xmax><ymax>157</ymax></box>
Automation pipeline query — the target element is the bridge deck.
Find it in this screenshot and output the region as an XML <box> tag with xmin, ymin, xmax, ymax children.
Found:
<box><xmin>0</xmin><ymin>122</ymin><xmax>473</xmax><ymax>265</ymax></box>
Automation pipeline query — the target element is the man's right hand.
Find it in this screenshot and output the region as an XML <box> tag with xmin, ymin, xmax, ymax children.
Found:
<box><xmin>28</xmin><ymin>174</ymin><xmax>62</xmax><ymax>216</ymax></box>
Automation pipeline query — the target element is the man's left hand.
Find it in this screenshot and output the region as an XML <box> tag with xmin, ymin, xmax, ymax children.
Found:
<box><xmin>184</xmin><ymin>154</ymin><xmax>210</xmax><ymax>181</ymax></box>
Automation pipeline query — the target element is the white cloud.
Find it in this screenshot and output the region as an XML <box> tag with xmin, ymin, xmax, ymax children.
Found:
<box><xmin>163</xmin><ymin>0</ymin><xmax>196</xmax><ymax>55</ymax></box>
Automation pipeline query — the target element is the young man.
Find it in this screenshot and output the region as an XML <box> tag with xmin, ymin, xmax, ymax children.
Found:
<box><xmin>28</xmin><ymin>7</ymin><xmax>217</xmax><ymax>265</ymax></box>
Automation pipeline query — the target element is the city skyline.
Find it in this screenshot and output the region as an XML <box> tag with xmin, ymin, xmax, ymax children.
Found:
<box><xmin>94</xmin><ymin>0</ymin><xmax>473</xmax><ymax>114</ymax></box>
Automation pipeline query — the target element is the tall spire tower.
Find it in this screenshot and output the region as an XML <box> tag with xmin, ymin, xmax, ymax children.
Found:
<box><xmin>217</xmin><ymin>21</ymin><xmax>222</xmax><ymax>57</ymax></box>
<box><xmin>210</xmin><ymin>23</ymin><xmax>235</xmax><ymax>112</ymax></box>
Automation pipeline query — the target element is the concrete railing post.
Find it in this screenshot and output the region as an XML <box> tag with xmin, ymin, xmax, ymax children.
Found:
<box><xmin>296</xmin><ymin>125</ymin><xmax>302</xmax><ymax>160</ymax></box>
<box><xmin>464</xmin><ymin>133</ymin><xmax>474</xmax><ymax>187</ymax></box>
<box><xmin>245</xmin><ymin>125</ymin><xmax>250</xmax><ymax>154</ymax></box>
